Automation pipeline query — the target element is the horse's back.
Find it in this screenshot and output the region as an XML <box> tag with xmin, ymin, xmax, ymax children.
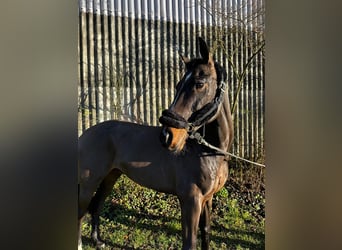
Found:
<box><xmin>78</xmin><ymin>121</ymin><xmax>149</xmax><ymax>174</ymax></box>
<box><xmin>79</xmin><ymin>120</ymin><xmax>160</xmax><ymax>150</ymax></box>
<box><xmin>78</xmin><ymin>120</ymin><xmax>178</xmax><ymax>192</ymax></box>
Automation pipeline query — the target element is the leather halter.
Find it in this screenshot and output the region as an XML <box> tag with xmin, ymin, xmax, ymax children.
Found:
<box><xmin>159</xmin><ymin>80</ymin><xmax>226</xmax><ymax>134</ymax></box>
<box><xmin>159</xmin><ymin>61</ymin><xmax>227</xmax><ymax>133</ymax></box>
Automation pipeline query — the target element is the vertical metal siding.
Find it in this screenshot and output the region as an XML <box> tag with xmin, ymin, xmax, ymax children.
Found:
<box><xmin>78</xmin><ymin>0</ymin><xmax>265</xmax><ymax>160</ymax></box>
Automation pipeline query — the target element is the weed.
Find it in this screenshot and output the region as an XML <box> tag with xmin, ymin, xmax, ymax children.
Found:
<box><xmin>81</xmin><ymin>159</ymin><xmax>265</xmax><ymax>249</ymax></box>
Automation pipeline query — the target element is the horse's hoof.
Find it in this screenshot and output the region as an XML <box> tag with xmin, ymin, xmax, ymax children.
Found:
<box><xmin>95</xmin><ymin>241</ymin><xmax>106</xmax><ymax>249</ymax></box>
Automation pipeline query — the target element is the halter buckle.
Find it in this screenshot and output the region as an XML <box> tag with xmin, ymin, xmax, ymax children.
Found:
<box><xmin>187</xmin><ymin>123</ymin><xmax>195</xmax><ymax>133</ymax></box>
<box><xmin>189</xmin><ymin>131</ymin><xmax>203</xmax><ymax>143</ymax></box>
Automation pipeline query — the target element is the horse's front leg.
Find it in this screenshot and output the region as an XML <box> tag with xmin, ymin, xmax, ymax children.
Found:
<box><xmin>179</xmin><ymin>194</ymin><xmax>203</xmax><ymax>250</ymax></box>
<box><xmin>199</xmin><ymin>198</ymin><xmax>212</xmax><ymax>250</ymax></box>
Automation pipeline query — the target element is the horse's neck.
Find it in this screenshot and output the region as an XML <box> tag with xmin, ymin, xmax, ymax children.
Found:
<box><xmin>206</xmin><ymin>94</ymin><xmax>234</xmax><ymax>151</ymax></box>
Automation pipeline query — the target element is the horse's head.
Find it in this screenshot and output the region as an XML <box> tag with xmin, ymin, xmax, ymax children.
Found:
<box><xmin>159</xmin><ymin>37</ymin><xmax>227</xmax><ymax>153</ymax></box>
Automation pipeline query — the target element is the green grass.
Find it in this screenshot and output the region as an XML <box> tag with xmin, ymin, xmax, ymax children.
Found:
<box><xmin>81</xmin><ymin>163</ymin><xmax>265</xmax><ymax>250</ymax></box>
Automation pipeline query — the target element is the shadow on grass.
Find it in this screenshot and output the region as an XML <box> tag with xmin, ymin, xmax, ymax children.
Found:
<box><xmin>211</xmin><ymin>222</ymin><xmax>265</xmax><ymax>249</ymax></box>
<box><xmin>81</xmin><ymin>235</ymin><xmax>136</xmax><ymax>250</ymax></box>
<box><xmin>82</xmin><ymin>203</ymin><xmax>264</xmax><ymax>249</ymax></box>
<box><xmin>105</xmin><ymin>203</ymin><xmax>182</xmax><ymax>235</ymax></box>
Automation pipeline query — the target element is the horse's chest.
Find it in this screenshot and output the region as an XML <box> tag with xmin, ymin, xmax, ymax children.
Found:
<box><xmin>199</xmin><ymin>157</ymin><xmax>228</xmax><ymax>196</ymax></box>
<box><xmin>202</xmin><ymin>158</ymin><xmax>219</xmax><ymax>181</ymax></box>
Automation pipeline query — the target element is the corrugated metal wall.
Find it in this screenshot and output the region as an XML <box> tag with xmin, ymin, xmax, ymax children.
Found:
<box><xmin>78</xmin><ymin>0</ymin><xmax>265</xmax><ymax>161</ymax></box>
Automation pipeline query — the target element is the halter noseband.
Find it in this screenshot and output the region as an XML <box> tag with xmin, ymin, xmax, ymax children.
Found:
<box><xmin>159</xmin><ymin>64</ymin><xmax>227</xmax><ymax>134</ymax></box>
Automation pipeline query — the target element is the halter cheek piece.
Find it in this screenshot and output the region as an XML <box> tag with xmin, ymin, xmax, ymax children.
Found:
<box><xmin>159</xmin><ymin>63</ymin><xmax>227</xmax><ymax>134</ymax></box>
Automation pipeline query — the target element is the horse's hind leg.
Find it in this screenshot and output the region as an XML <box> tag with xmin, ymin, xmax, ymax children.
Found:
<box><xmin>199</xmin><ymin>199</ymin><xmax>212</xmax><ymax>250</ymax></box>
<box><xmin>88</xmin><ymin>169</ymin><xmax>122</xmax><ymax>248</ymax></box>
<box><xmin>79</xmin><ymin>180</ymin><xmax>99</xmax><ymax>250</ymax></box>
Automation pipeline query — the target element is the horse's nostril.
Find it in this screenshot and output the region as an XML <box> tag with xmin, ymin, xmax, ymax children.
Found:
<box><xmin>160</xmin><ymin>127</ymin><xmax>172</xmax><ymax>147</ymax></box>
<box><xmin>162</xmin><ymin>129</ymin><xmax>169</xmax><ymax>145</ymax></box>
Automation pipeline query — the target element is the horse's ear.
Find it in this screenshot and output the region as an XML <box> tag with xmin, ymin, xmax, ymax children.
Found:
<box><xmin>215</xmin><ymin>63</ymin><xmax>228</xmax><ymax>82</ymax></box>
<box><xmin>180</xmin><ymin>55</ymin><xmax>190</xmax><ymax>64</ymax></box>
<box><xmin>198</xmin><ymin>37</ymin><xmax>209</xmax><ymax>63</ymax></box>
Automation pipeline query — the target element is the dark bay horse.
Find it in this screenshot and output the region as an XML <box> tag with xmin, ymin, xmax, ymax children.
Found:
<box><xmin>78</xmin><ymin>37</ymin><xmax>234</xmax><ymax>250</ymax></box>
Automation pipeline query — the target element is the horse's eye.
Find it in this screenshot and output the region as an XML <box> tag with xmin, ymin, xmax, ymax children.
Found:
<box><xmin>199</xmin><ymin>71</ymin><xmax>205</xmax><ymax>77</ymax></box>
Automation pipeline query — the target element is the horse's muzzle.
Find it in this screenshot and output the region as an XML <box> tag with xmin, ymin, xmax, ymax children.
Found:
<box><xmin>160</xmin><ymin>127</ymin><xmax>188</xmax><ymax>153</ymax></box>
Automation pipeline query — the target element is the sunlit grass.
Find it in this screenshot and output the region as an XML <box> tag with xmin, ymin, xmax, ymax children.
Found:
<box><xmin>81</xmin><ymin>170</ymin><xmax>265</xmax><ymax>249</ymax></box>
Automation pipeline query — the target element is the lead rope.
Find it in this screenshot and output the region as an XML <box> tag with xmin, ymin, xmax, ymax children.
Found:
<box><xmin>189</xmin><ymin>132</ymin><xmax>266</xmax><ymax>168</ymax></box>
